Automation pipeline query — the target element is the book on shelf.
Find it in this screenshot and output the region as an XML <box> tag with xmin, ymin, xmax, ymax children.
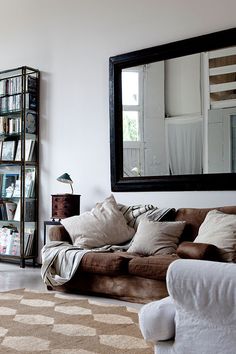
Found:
<box><xmin>15</xmin><ymin>139</ymin><xmax>35</xmax><ymax>161</ymax></box>
<box><xmin>1</xmin><ymin>173</ymin><xmax>19</xmax><ymax>198</ymax></box>
<box><xmin>0</xmin><ymin>116</ymin><xmax>8</xmax><ymax>134</ymax></box>
<box><xmin>12</xmin><ymin>179</ymin><xmax>21</xmax><ymax>198</ymax></box>
<box><xmin>0</xmin><ymin>80</ymin><xmax>6</xmax><ymax>96</ymax></box>
<box><xmin>14</xmin><ymin>199</ymin><xmax>36</xmax><ymax>222</ymax></box>
<box><xmin>25</xmin><ymin>169</ymin><xmax>35</xmax><ymax>198</ymax></box>
<box><xmin>1</xmin><ymin>140</ymin><xmax>16</xmax><ymax>160</ymax></box>
<box><xmin>0</xmin><ymin>218</ymin><xmax>35</xmax><ymax>256</ymax></box>
<box><xmin>12</xmin><ymin>169</ymin><xmax>35</xmax><ymax>199</ymax></box>
<box><xmin>24</xmin><ymin>231</ymin><xmax>35</xmax><ymax>256</ymax></box>
<box><xmin>0</xmin><ymin>226</ymin><xmax>17</xmax><ymax>255</ymax></box>
<box><xmin>0</xmin><ymin>201</ymin><xmax>17</xmax><ymax>221</ymax></box>
<box><xmin>9</xmin><ymin>117</ymin><xmax>21</xmax><ymax>135</ymax></box>
<box><xmin>0</xmin><ymin>94</ymin><xmax>36</xmax><ymax>113</ymax></box>
<box><xmin>5</xmin><ymin>201</ymin><xmax>17</xmax><ymax>220</ymax></box>
<box><xmin>0</xmin><ymin>226</ymin><xmax>35</xmax><ymax>256</ymax></box>
<box><xmin>6</xmin><ymin>232</ymin><xmax>20</xmax><ymax>256</ymax></box>
<box><xmin>26</xmin><ymin>112</ymin><xmax>36</xmax><ymax>134</ymax></box>
<box><xmin>0</xmin><ymin>227</ymin><xmax>9</xmax><ymax>253</ymax></box>
<box><xmin>0</xmin><ymin>75</ymin><xmax>37</xmax><ymax>97</ymax></box>
<box><xmin>27</xmin><ymin>76</ymin><xmax>38</xmax><ymax>94</ymax></box>
<box><xmin>0</xmin><ymin>116</ymin><xmax>21</xmax><ymax>135</ymax></box>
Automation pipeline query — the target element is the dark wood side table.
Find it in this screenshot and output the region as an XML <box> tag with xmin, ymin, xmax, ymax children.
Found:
<box><xmin>44</xmin><ymin>194</ymin><xmax>81</xmax><ymax>244</ymax></box>
<box><xmin>43</xmin><ymin>220</ymin><xmax>61</xmax><ymax>244</ymax></box>
<box><xmin>51</xmin><ymin>194</ymin><xmax>80</xmax><ymax>219</ymax></box>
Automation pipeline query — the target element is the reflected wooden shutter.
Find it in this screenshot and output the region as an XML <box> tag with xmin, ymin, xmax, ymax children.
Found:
<box><xmin>208</xmin><ymin>46</ymin><xmax>236</xmax><ymax>109</ymax></box>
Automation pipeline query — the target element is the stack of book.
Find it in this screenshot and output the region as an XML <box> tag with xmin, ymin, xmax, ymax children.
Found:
<box><xmin>0</xmin><ymin>227</ymin><xmax>34</xmax><ymax>256</ymax></box>
<box><xmin>0</xmin><ymin>116</ymin><xmax>21</xmax><ymax>135</ymax></box>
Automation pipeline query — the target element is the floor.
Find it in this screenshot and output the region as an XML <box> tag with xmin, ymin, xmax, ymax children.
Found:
<box><xmin>0</xmin><ymin>261</ymin><xmax>142</xmax><ymax>309</ymax></box>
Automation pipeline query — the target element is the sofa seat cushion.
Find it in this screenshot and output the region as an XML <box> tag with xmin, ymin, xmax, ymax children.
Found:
<box><xmin>128</xmin><ymin>254</ymin><xmax>179</xmax><ymax>280</ymax></box>
<box><xmin>78</xmin><ymin>252</ymin><xmax>134</xmax><ymax>275</ymax></box>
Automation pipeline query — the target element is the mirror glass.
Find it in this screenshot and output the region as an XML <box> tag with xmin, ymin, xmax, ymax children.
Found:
<box><xmin>122</xmin><ymin>49</ymin><xmax>236</xmax><ymax>177</ymax></box>
<box><xmin>110</xmin><ymin>28</ymin><xmax>236</xmax><ymax>191</ymax></box>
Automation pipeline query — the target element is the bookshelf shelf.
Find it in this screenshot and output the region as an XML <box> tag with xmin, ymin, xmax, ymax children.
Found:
<box><xmin>0</xmin><ymin>66</ymin><xmax>39</xmax><ymax>267</ymax></box>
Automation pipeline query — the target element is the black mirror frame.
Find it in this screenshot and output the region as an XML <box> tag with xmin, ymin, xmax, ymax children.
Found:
<box><xmin>109</xmin><ymin>27</ymin><xmax>236</xmax><ymax>192</ymax></box>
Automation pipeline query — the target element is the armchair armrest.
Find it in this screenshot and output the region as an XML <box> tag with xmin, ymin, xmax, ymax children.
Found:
<box><xmin>139</xmin><ymin>296</ymin><xmax>175</xmax><ymax>342</ymax></box>
<box><xmin>49</xmin><ymin>225</ymin><xmax>72</xmax><ymax>244</ymax></box>
<box><xmin>167</xmin><ymin>259</ymin><xmax>236</xmax><ymax>322</ymax></box>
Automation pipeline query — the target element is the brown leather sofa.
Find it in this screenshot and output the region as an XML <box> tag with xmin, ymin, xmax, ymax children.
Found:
<box><xmin>47</xmin><ymin>205</ymin><xmax>236</xmax><ymax>304</ymax></box>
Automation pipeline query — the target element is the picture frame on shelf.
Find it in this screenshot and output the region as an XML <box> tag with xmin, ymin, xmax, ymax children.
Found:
<box><xmin>1</xmin><ymin>141</ymin><xmax>16</xmax><ymax>160</ymax></box>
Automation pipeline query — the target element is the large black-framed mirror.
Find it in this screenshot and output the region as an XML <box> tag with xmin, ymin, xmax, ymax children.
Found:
<box><xmin>109</xmin><ymin>27</ymin><xmax>236</xmax><ymax>192</ymax></box>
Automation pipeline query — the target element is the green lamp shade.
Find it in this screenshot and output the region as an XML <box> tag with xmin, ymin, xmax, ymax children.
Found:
<box><xmin>57</xmin><ymin>173</ymin><xmax>74</xmax><ymax>193</ymax></box>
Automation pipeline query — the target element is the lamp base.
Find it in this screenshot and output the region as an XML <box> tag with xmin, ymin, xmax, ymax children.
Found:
<box><xmin>51</xmin><ymin>194</ymin><xmax>80</xmax><ymax>219</ymax></box>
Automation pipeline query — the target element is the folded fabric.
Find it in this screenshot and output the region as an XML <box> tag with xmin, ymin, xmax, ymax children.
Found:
<box><xmin>118</xmin><ymin>204</ymin><xmax>176</xmax><ymax>230</ymax></box>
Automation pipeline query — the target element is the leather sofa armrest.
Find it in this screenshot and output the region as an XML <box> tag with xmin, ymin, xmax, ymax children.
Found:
<box><xmin>49</xmin><ymin>225</ymin><xmax>72</xmax><ymax>244</ymax></box>
<box><xmin>176</xmin><ymin>241</ymin><xmax>220</xmax><ymax>261</ymax></box>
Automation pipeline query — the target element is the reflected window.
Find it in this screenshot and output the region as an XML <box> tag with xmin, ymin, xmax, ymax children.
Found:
<box><xmin>122</xmin><ymin>71</ymin><xmax>139</xmax><ymax>105</ymax></box>
<box><xmin>122</xmin><ymin>68</ymin><xmax>143</xmax><ymax>142</ymax></box>
<box><xmin>123</xmin><ymin>111</ymin><xmax>139</xmax><ymax>141</ymax></box>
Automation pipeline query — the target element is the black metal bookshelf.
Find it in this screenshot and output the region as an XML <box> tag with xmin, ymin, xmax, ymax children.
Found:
<box><xmin>0</xmin><ymin>66</ymin><xmax>39</xmax><ymax>267</ymax></box>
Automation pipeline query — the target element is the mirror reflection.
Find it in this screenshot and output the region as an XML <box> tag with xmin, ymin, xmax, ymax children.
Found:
<box><xmin>122</xmin><ymin>46</ymin><xmax>236</xmax><ymax>177</ymax></box>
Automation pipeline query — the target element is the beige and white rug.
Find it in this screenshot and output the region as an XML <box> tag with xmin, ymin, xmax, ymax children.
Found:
<box><xmin>0</xmin><ymin>289</ymin><xmax>153</xmax><ymax>354</ymax></box>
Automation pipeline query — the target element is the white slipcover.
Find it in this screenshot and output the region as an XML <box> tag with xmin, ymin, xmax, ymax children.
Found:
<box><xmin>139</xmin><ymin>259</ymin><xmax>236</xmax><ymax>354</ymax></box>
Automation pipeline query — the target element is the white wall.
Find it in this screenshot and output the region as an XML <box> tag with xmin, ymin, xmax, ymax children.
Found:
<box><xmin>0</xmin><ymin>0</ymin><xmax>235</xmax><ymax>248</ymax></box>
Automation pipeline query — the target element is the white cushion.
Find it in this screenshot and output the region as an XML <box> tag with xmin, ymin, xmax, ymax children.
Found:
<box><xmin>127</xmin><ymin>218</ymin><xmax>186</xmax><ymax>255</ymax></box>
<box><xmin>194</xmin><ymin>209</ymin><xmax>236</xmax><ymax>262</ymax></box>
<box><xmin>61</xmin><ymin>194</ymin><xmax>135</xmax><ymax>248</ymax></box>
<box><xmin>139</xmin><ymin>296</ymin><xmax>175</xmax><ymax>342</ymax></box>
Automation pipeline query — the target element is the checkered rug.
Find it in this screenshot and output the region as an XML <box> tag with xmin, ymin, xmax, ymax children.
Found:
<box><xmin>0</xmin><ymin>289</ymin><xmax>153</xmax><ymax>353</ymax></box>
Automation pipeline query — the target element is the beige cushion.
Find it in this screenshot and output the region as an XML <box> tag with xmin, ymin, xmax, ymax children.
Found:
<box><xmin>127</xmin><ymin>218</ymin><xmax>186</xmax><ymax>256</ymax></box>
<box><xmin>61</xmin><ymin>195</ymin><xmax>135</xmax><ymax>248</ymax></box>
<box><xmin>194</xmin><ymin>209</ymin><xmax>236</xmax><ymax>262</ymax></box>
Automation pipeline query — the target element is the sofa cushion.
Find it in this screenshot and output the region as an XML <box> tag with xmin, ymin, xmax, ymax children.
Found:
<box><xmin>127</xmin><ymin>218</ymin><xmax>186</xmax><ymax>255</ymax></box>
<box><xmin>128</xmin><ymin>254</ymin><xmax>179</xmax><ymax>280</ymax></box>
<box><xmin>61</xmin><ymin>194</ymin><xmax>135</xmax><ymax>248</ymax></box>
<box><xmin>175</xmin><ymin>206</ymin><xmax>236</xmax><ymax>242</ymax></box>
<box><xmin>79</xmin><ymin>252</ymin><xmax>134</xmax><ymax>275</ymax></box>
<box><xmin>176</xmin><ymin>241</ymin><xmax>221</xmax><ymax>261</ymax></box>
<box><xmin>194</xmin><ymin>209</ymin><xmax>236</xmax><ymax>262</ymax></box>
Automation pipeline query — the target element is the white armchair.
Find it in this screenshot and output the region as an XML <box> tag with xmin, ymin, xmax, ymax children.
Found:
<box><xmin>139</xmin><ymin>259</ymin><xmax>236</xmax><ymax>354</ymax></box>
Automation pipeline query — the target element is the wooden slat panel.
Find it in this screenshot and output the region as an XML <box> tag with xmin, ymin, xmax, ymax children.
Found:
<box><xmin>209</xmin><ymin>46</ymin><xmax>236</xmax><ymax>59</ymax></box>
<box><xmin>210</xmin><ymin>81</ymin><xmax>236</xmax><ymax>93</ymax></box>
<box><xmin>209</xmin><ymin>64</ymin><xmax>236</xmax><ymax>76</ymax></box>
<box><xmin>210</xmin><ymin>98</ymin><xmax>236</xmax><ymax>109</ymax></box>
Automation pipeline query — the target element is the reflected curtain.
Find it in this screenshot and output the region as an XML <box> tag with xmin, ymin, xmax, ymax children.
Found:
<box><xmin>166</xmin><ymin>116</ymin><xmax>203</xmax><ymax>175</ymax></box>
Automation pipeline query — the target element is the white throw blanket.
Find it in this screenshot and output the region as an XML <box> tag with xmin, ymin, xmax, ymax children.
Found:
<box><xmin>41</xmin><ymin>241</ymin><xmax>91</xmax><ymax>287</ymax></box>
<box><xmin>41</xmin><ymin>241</ymin><xmax>129</xmax><ymax>287</ymax></box>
